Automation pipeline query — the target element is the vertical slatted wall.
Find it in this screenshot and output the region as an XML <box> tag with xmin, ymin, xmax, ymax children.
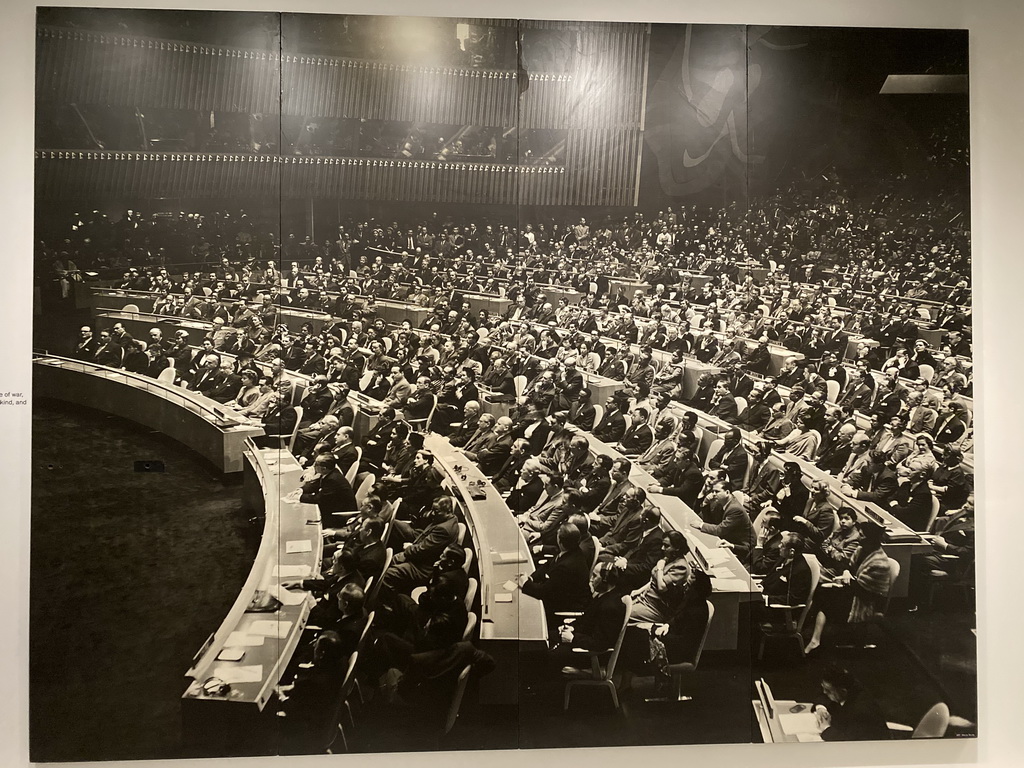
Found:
<box><xmin>35</xmin><ymin>22</ymin><xmax>649</xmax><ymax>206</ymax></box>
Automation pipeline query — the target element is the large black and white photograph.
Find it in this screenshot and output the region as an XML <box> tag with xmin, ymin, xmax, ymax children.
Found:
<box><xmin>30</xmin><ymin>6</ymin><xmax>975</xmax><ymax>762</ymax></box>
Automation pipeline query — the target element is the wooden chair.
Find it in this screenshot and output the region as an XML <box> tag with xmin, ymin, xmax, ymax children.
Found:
<box><xmin>344</xmin><ymin>446</ymin><xmax>362</xmax><ymax>487</ymax></box>
<box><xmin>444</xmin><ymin>663</ymin><xmax>473</xmax><ymax>734</ymax></box>
<box><xmin>406</xmin><ymin>393</ymin><xmax>437</xmax><ymax>433</ymax></box>
<box><xmin>888</xmin><ymin>702</ymin><xmax>951</xmax><ymax>738</ymax></box>
<box><xmin>642</xmin><ymin>601</ymin><xmax>716</xmax><ymax>702</ymax></box>
<box><xmin>563</xmin><ymin>595</ymin><xmax>632</xmax><ymax>711</ymax></box>
<box><xmin>464</xmin><ymin>577</ymin><xmax>479</xmax><ymax>611</ymax></box>
<box><xmin>462</xmin><ymin>611</ymin><xmax>479</xmax><ymax>641</ymax></box>
<box><xmin>757</xmin><ymin>554</ymin><xmax>821</xmax><ymax>660</ymax></box>
<box><xmin>366</xmin><ymin>548</ymin><xmax>393</xmax><ymax>608</ymax></box>
<box><xmin>354</xmin><ymin>473</ymin><xmax>375</xmax><ymax>507</ymax></box>
<box><xmin>323</xmin><ymin>652</ymin><xmax>360</xmax><ymax>754</ymax></box>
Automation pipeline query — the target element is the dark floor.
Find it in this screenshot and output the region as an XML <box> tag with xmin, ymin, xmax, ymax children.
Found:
<box><xmin>29</xmin><ymin>400</ymin><xmax>255</xmax><ymax>762</ymax></box>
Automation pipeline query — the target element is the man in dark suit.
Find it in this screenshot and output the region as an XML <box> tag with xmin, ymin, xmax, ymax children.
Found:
<box><xmin>599</xmin><ymin>507</ymin><xmax>664</xmax><ymax>590</ymax></box>
<box><xmin>568</xmin><ymin>388</ymin><xmax>597</xmax><ymax>432</ymax></box>
<box><xmin>842</xmin><ymin>450</ymin><xmax>898</xmax><ymax>506</ymax></box>
<box><xmin>816</xmin><ymin>664</ymin><xmax>891</xmax><ymax>741</ymax></box>
<box><xmin>189</xmin><ymin>353</ymin><xmax>226</xmax><ymax>395</ymax></box>
<box><xmin>447</xmin><ymin>401</ymin><xmax>482</xmax><ymax>448</ymax></box>
<box><xmin>694</xmin><ymin>480</ymin><xmax>755</xmax><ymax>564</ymax></box>
<box><xmin>933</xmin><ymin>401</ymin><xmax>968</xmax><ymax>445</ymax></box>
<box><xmin>383</xmin><ymin>495</ymin><xmax>459</xmax><ymax>594</ymax></box>
<box><xmin>707</xmin><ymin>428</ymin><xmax>749</xmax><ymax>489</ymax></box>
<box><xmin>649</xmin><ymin>447</ymin><xmax>704</xmax><ymax>508</ymax></box>
<box><xmin>593</xmin><ymin>395</ymin><xmax>627</xmax><ymax>443</ymax></box>
<box><xmin>505</xmin><ymin>461</ymin><xmax>545</xmax><ymax>514</ymax></box>
<box><xmin>299</xmin><ymin>454</ymin><xmax>358</xmax><ymax>518</ymax></box>
<box><xmin>522</xmin><ymin>522</ymin><xmax>593</xmax><ymax>619</ymax></box>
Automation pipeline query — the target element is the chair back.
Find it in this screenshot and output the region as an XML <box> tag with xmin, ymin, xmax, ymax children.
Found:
<box><xmin>456</xmin><ymin>521</ymin><xmax>468</xmax><ymax>547</ymax></box>
<box><xmin>367</xmin><ymin>548</ymin><xmax>392</xmax><ymax>606</ymax></box>
<box><xmin>512</xmin><ymin>375</ymin><xmax>528</xmax><ymax>400</ymax></box>
<box><xmin>603</xmin><ymin>596</ymin><xmax>634</xmax><ymax>680</ymax></box>
<box><xmin>826</xmin><ymin>379</ymin><xmax>841</xmax><ymax>404</ymax></box>
<box><xmin>621</xmin><ymin>413</ymin><xmax>632</xmax><ymax>436</ymax></box>
<box><xmin>918</xmin><ymin>364</ymin><xmax>935</xmax><ymax>385</ymax></box>
<box><xmin>122</xmin><ymin>303</ymin><xmax>140</xmax><ymax>313</ymax></box>
<box><xmin>291</xmin><ymin>380</ymin><xmax>306</xmax><ymax>406</ymax></box>
<box><xmin>925</xmin><ymin>493</ymin><xmax>941</xmax><ymax>533</ymax></box>
<box><xmin>354</xmin><ymin>472</ymin><xmax>375</xmax><ymax>507</ymax></box>
<box><xmin>462</xmin><ymin>611</ymin><xmax>478</xmax><ymax>641</ymax></box>
<box><xmin>795</xmin><ymin>554</ymin><xmax>822</xmax><ymax>633</ymax></box>
<box><xmin>464</xmin><ymin>577</ymin><xmax>479</xmax><ymax>610</ymax></box>
<box><xmin>285</xmin><ymin>405</ymin><xmax>304</xmax><ymax>450</ymax></box>
<box><xmin>590</xmin><ymin>536</ymin><xmax>602</xmax><ymax>573</ymax></box>
<box><xmin>690</xmin><ymin>601</ymin><xmax>716</xmax><ymax>669</ymax></box>
<box><xmin>157</xmin><ymin>366</ymin><xmax>177</xmax><ymax>384</ymax></box>
<box><xmin>344</xmin><ymin>446</ymin><xmax>363</xmax><ymax>486</ymax></box>
<box><xmin>734</xmin><ymin>396</ymin><xmax>748</xmax><ymax>415</ymax></box>
<box><xmin>704</xmin><ymin>438</ymin><xmax>724</xmax><ymax>471</ymax></box>
<box><xmin>913</xmin><ymin>702</ymin><xmax>951</xmax><ymax>738</ymax></box>
<box><xmin>382</xmin><ymin>337</ymin><xmax>393</xmax><ymax>353</ymax></box>
<box><xmin>463</xmin><ymin>546</ymin><xmax>474</xmax><ymax>574</ymax></box>
<box><xmin>444</xmin><ymin>663</ymin><xmax>473</xmax><ymax>734</ymax></box>
<box><xmin>356</xmin><ymin>611</ymin><xmax>376</xmax><ymax>655</ymax></box>
<box><xmin>591</xmin><ymin>404</ymin><xmax>605</xmax><ymax>432</ymax></box>
<box><xmin>881</xmin><ymin>557</ymin><xmax>901</xmax><ymax>614</ymax></box>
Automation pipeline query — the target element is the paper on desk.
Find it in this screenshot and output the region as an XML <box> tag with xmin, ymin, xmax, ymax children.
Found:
<box><xmin>502</xmin><ymin>580</ymin><xmax>520</xmax><ymax>592</ymax></box>
<box><xmin>702</xmin><ymin>548</ymin><xmax>730</xmax><ymax>565</ymax></box>
<box><xmin>274</xmin><ymin>564</ymin><xmax>311</xmax><ymax>578</ymax></box>
<box><xmin>211</xmin><ymin>665</ymin><xmax>263</xmax><ymax>684</ymax></box>
<box><xmin>796</xmin><ymin>732</ymin><xmax>823</xmax><ymax>742</ymax></box>
<box><xmin>495</xmin><ymin>593</ymin><xmax>514</xmax><ymax>603</ymax></box>
<box><xmin>225</xmin><ymin>632</ymin><xmax>265</xmax><ymax>647</ymax></box>
<box><xmin>285</xmin><ymin>540</ymin><xmax>312</xmax><ymax>554</ymax></box>
<box><xmin>710</xmin><ymin>566</ymin><xmax>734</xmax><ymax>578</ymax></box>
<box><xmin>780</xmin><ymin>712</ymin><xmax>821</xmax><ymax>735</ymax></box>
<box><xmin>266</xmin><ymin>585</ymin><xmax>309</xmax><ymax>606</ymax></box>
<box><xmin>710</xmin><ymin>578</ymin><xmax>750</xmax><ymax>592</ymax></box>
<box><xmin>497</xmin><ymin>551</ymin><xmax>527</xmax><ymax>564</ymax></box>
<box><xmin>249</xmin><ymin>619</ymin><xmax>294</xmax><ymax>638</ymax></box>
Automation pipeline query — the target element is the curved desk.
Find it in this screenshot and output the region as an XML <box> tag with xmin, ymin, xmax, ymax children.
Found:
<box><xmin>33</xmin><ymin>355</ymin><xmax>263</xmax><ymax>473</ymax></box>
<box><xmin>181</xmin><ymin>442</ymin><xmax>323</xmax><ymax>735</ymax></box>
<box><xmin>423</xmin><ymin>435</ymin><xmax>548</xmax><ymax>705</ymax></box>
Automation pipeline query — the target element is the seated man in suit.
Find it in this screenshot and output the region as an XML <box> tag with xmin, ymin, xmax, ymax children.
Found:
<box><xmin>707</xmin><ymin>428</ymin><xmax>749</xmax><ymax>489</ymax></box>
<box><xmin>383</xmin><ymin>494</ymin><xmax>459</xmax><ymax>594</ymax></box>
<box><xmin>568</xmin><ymin>387</ymin><xmax>597</xmax><ymax>432</ymax></box>
<box><xmin>447</xmin><ymin>400</ymin><xmax>482</xmax><ymax>448</ymax></box>
<box><xmin>600</xmin><ymin>506</ymin><xmax>664</xmax><ymax>590</ymax></box>
<box><xmin>522</xmin><ymin>522</ymin><xmax>593</xmax><ymax>622</ymax></box>
<box><xmin>648</xmin><ymin>447</ymin><xmax>704</xmax><ymax>509</ymax></box>
<box><xmin>295</xmin><ymin>454</ymin><xmax>358</xmax><ymax>519</ymax></box>
<box><xmin>593</xmin><ymin>394</ymin><xmax>628</xmax><ymax>443</ymax></box>
<box><xmin>693</xmin><ymin>479</ymin><xmax>755</xmax><ymax>564</ymax></box>
<box><xmin>616</xmin><ymin>407</ymin><xmax>654</xmax><ymax>457</ymax></box>
<box><xmin>708</xmin><ymin>377</ymin><xmax>740</xmax><ymax>424</ymax></box>
<box><xmin>464</xmin><ymin>415</ymin><xmax>515</xmax><ymax>476</ymax></box>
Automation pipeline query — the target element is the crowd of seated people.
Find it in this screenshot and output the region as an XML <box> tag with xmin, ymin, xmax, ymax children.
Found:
<box><xmin>49</xmin><ymin>172</ymin><xmax>975</xmax><ymax>724</ymax></box>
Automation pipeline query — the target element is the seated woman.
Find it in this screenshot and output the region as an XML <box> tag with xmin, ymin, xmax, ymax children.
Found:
<box><xmin>804</xmin><ymin>521</ymin><xmax>892</xmax><ymax>654</ymax></box>
<box><xmin>898</xmin><ymin>433</ymin><xmax>939</xmax><ymax>474</ymax></box>
<box><xmin>774</xmin><ymin>412</ymin><xmax>822</xmax><ymax>460</ymax></box>
<box><xmin>815</xmin><ymin>506</ymin><xmax>864</xmax><ymax>580</ymax></box>
<box><xmin>628</xmin><ymin>531</ymin><xmax>693</xmax><ymax>625</ymax></box>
